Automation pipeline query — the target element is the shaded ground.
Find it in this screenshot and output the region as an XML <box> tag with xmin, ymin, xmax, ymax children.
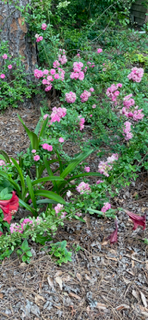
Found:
<box><xmin>0</xmin><ymin>105</ymin><xmax>148</xmax><ymax>320</ymax></box>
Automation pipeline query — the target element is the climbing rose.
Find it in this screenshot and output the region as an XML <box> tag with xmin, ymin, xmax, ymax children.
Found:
<box><xmin>2</xmin><ymin>54</ymin><xmax>7</xmax><ymax>59</ymax></box>
<box><xmin>34</xmin><ymin>155</ymin><xmax>40</xmax><ymax>161</ymax></box>
<box><xmin>0</xmin><ymin>74</ymin><xmax>5</xmax><ymax>79</ymax></box>
<box><xmin>97</xmin><ymin>48</ymin><xmax>102</xmax><ymax>53</ymax></box>
<box><xmin>41</xmin><ymin>23</ymin><xmax>47</xmax><ymax>30</ymax></box>
<box><xmin>0</xmin><ymin>191</ymin><xmax>19</xmax><ymax>224</ymax></box>
<box><xmin>59</xmin><ymin>137</ymin><xmax>64</xmax><ymax>143</ymax></box>
<box><xmin>8</xmin><ymin>65</ymin><xmax>12</xmax><ymax>69</ymax></box>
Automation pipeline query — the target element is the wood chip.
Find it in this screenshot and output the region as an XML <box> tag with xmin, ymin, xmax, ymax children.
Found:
<box><xmin>69</xmin><ymin>292</ymin><xmax>81</xmax><ymax>300</ymax></box>
<box><xmin>96</xmin><ymin>302</ymin><xmax>107</xmax><ymax>310</ymax></box>
<box><xmin>140</xmin><ymin>291</ymin><xmax>147</xmax><ymax>308</ymax></box>
<box><xmin>116</xmin><ymin>304</ymin><xmax>130</xmax><ymax>310</ymax></box>
<box><xmin>76</xmin><ymin>273</ymin><xmax>82</xmax><ymax>282</ymax></box>
<box><xmin>132</xmin><ymin>289</ymin><xmax>139</xmax><ymax>301</ymax></box>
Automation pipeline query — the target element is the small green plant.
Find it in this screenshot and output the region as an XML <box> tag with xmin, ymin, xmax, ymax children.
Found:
<box><xmin>49</xmin><ymin>240</ymin><xmax>72</xmax><ymax>265</ymax></box>
<box><xmin>17</xmin><ymin>239</ymin><xmax>32</xmax><ymax>263</ymax></box>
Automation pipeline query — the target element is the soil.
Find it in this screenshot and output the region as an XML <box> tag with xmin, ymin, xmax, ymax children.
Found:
<box><xmin>0</xmin><ymin>104</ymin><xmax>148</xmax><ymax>320</ymax></box>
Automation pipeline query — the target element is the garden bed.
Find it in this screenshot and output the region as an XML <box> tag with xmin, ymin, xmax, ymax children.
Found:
<box><xmin>0</xmin><ymin>104</ymin><xmax>148</xmax><ymax>320</ymax></box>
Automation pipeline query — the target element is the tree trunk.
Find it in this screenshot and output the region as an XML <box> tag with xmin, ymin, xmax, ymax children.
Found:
<box><xmin>0</xmin><ymin>0</ymin><xmax>37</xmax><ymax>77</ymax></box>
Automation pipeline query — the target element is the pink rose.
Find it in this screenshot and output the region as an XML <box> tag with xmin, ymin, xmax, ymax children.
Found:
<box><xmin>34</xmin><ymin>155</ymin><xmax>40</xmax><ymax>161</ymax></box>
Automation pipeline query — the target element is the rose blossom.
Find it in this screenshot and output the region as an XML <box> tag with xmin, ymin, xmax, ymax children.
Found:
<box><xmin>34</xmin><ymin>155</ymin><xmax>40</xmax><ymax>161</ymax></box>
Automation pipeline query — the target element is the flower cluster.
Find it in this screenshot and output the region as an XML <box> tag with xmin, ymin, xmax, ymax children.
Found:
<box><xmin>36</xmin><ymin>36</ymin><xmax>43</xmax><ymax>42</ymax></box>
<box><xmin>123</xmin><ymin>121</ymin><xmax>133</xmax><ymax>140</ymax></box>
<box><xmin>50</xmin><ymin>107</ymin><xmax>67</xmax><ymax>124</ymax></box>
<box><xmin>98</xmin><ymin>154</ymin><xmax>119</xmax><ymax>177</ymax></box>
<box><xmin>79</xmin><ymin>116</ymin><xmax>85</xmax><ymax>131</ymax></box>
<box><xmin>76</xmin><ymin>182</ymin><xmax>91</xmax><ymax>194</ymax></box>
<box><xmin>10</xmin><ymin>217</ymin><xmax>42</xmax><ymax>234</ymax></box>
<box><xmin>0</xmin><ymin>160</ymin><xmax>6</xmax><ymax>166</ymax></box>
<box><xmin>101</xmin><ymin>202</ymin><xmax>111</xmax><ymax>213</ymax></box>
<box><xmin>106</xmin><ymin>83</ymin><xmax>122</xmax><ymax>105</ymax></box>
<box><xmin>122</xmin><ymin>94</ymin><xmax>144</xmax><ymax>122</ymax></box>
<box><xmin>54</xmin><ymin>203</ymin><xmax>68</xmax><ymax>219</ymax></box>
<box><xmin>127</xmin><ymin>67</ymin><xmax>144</xmax><ymax>82</ymax></box>
<box><xmin>58</xmin><ymin>49</ymin><xmax>67</xmax><ymax>65</ymax></box>
<box><xmin>65</xmin><ymin>91</ymin><xmax>76</xmax><ymax>103</ymax></box>
<box><xmin>42</xmin><ymin>143</ymin><xmax>53</xmax><ymax>151</ymax></box>
<box><xmin>70</xmin><ymin>61</ymin><xmax>84</xmax><ymax>80</ymax></box>
<box><xmin>80</xmin><ymin>90</ymin><xmax>91</xmax><ymax>103</ymax></box>
<box><xmin>87</xmin><ymin>61</ymin><xmax>95</xmax><ymax>68</ymax></box>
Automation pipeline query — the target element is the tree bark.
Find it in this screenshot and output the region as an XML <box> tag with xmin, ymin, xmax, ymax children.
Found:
<box><xmin>0</xmin><ymin>0</ymin><xmax>37</xmax><ymax>77</ymax></box>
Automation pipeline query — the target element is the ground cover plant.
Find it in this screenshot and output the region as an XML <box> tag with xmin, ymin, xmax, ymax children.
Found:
<box><xmin>0</xmin><ymin>0</ymin><xmax>148</xmax><ymax>267</ymax></box>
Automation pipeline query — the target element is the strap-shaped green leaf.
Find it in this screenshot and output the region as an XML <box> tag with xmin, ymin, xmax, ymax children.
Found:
<box><xmin>32</xmin><ymin>176</ymin><xmax>64</xmax><ymax>186</ymax></box>
<box><xmin>19</xmin><ymin>198</ymin><xmax>36</xmax><ymax>214</ymax></box>
<box><xmin>17</xmin><ymin>114</ymin><xmax>39</xmax><ymax>150</ymax></box>
<box><xmin>34</xmin><ymin>190</ymin><xmax>66</xmax><ymax>204</ymax></box>
<box><xmin>39</xmin><ymin>117</ymin><xmax>49</xmax><ymax>141</ymax></box>
<box><xmin>26</xmin><ymin>175</ymin><xmax>37</xmax><ymax>209</ymax></box>
<box><xmin>0</xmin><ymin>150</ymin><xmax>10</xmax><ymax>163</ymax></box>
<box><xmin>11</xmin><ymin>158</ymin><xmax>26</xmax><ymax>199</ymax></box>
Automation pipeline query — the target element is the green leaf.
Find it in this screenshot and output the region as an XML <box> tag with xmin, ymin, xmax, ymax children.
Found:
<box><xmin>0</xmin><ymin>150</ymin><xmax>10</xmax><ymax>163</ymax></box>
<box><xmin>0</xmin><ymin>171</ymin><xmax>21</xmax><ymax>196</ymax></box>
<box><xmin>39</xmin><ymin>117</ymin><xmax>49</xmax><ymax>140</ymax></box>
<box><xmin>26</xmin><ymin>175</ymin><xmax>37</xmax><ymax>209</ymax></box>
<box><xmin>20</xmin><ymin>239</ymin><xmax>29</xmax><ymax>252</ymax></box>
<box><xmin>32</xmin><ymin>176</ymin><xmax>64</xmax><ymax>186</ymax></box>
<box><xmin>34</xmin><ymin>190</ymin><xmax>66</xmax><ymax>204</ymax></box>
<box><xmin>60</xmin><ymin>149</ymin><xmax>93</xmax><ymax>180</ymax></box>
<box><xmin>11</xmin><ymin>158</ymin><xmax>26</xmax><ymax>198</ymax></box>
<box><xmin>19</xmin><ymin>198</ymin><xmax>36</xmax><ymax>214</ymax></box>
<box><xmin>17</xmin><ymin>114</ymin><xmax>39</xmax><ymax>149</ymax></box>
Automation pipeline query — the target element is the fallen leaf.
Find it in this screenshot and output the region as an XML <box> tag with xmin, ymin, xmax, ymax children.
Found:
<box><xmin>116</xmin><ymin>304</ymin><xmax>130</xmax><ymax>310</ymax></box>
<box><xmin>62</xmin><ymin>275</ymin><xmax>71</xmax><ymax>282</ymax></box>
<box><xmin>0</xmin><ymin>293</ymin><xmax>3</xmax><ymax>299</ymax></box>
<box><xmin>47</xmin><ymin>276</ymin><xmax>55</xmax><ymax>290</ymax></box>
<box><xmin>55</xmin><ymin>270</ymin><xmax>62</xmax><ymax>277</ymax></box>
<box><xmin>35</xmin><ymin>294</ymin><xmax>45</xmax><ymax>305</ymax></box>
<box><xmin>132</xmin><ymin>289</ymin><xmax>139</xmax><ymax>301</ymax></box>
<box><xmin>55</xmin><ymin>277</ymin><xmax>62</xmax><ymax>290</ymax></box>
<box><xmin>69</xmin><ymin>292</ymin><xmax>81</xmax><ymax>300</ymax></box>
<box><xmin>76</xmin><ymin>273</ymin><xmax>82</xmax><ymax>282</ymax></box>
<box><xmin>96</xmin><ymin>303</ymin><xmax>107</xmax><ymax>310</ymax></box>
<box><xmin>85</xmin><ymin>274</ymin><xmax>91</xmax><ymax>281</ymax></box>
<box><xmin>140</xmin><ymin>291</ymin><xmax>147</xmax><ymax>308</ymax></box>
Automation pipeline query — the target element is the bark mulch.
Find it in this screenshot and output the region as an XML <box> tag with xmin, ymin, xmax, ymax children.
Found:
<box><xmin>0</xmin><ymin>104</ymin><xmax>148</xmax><ymax>320</ymax></box>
